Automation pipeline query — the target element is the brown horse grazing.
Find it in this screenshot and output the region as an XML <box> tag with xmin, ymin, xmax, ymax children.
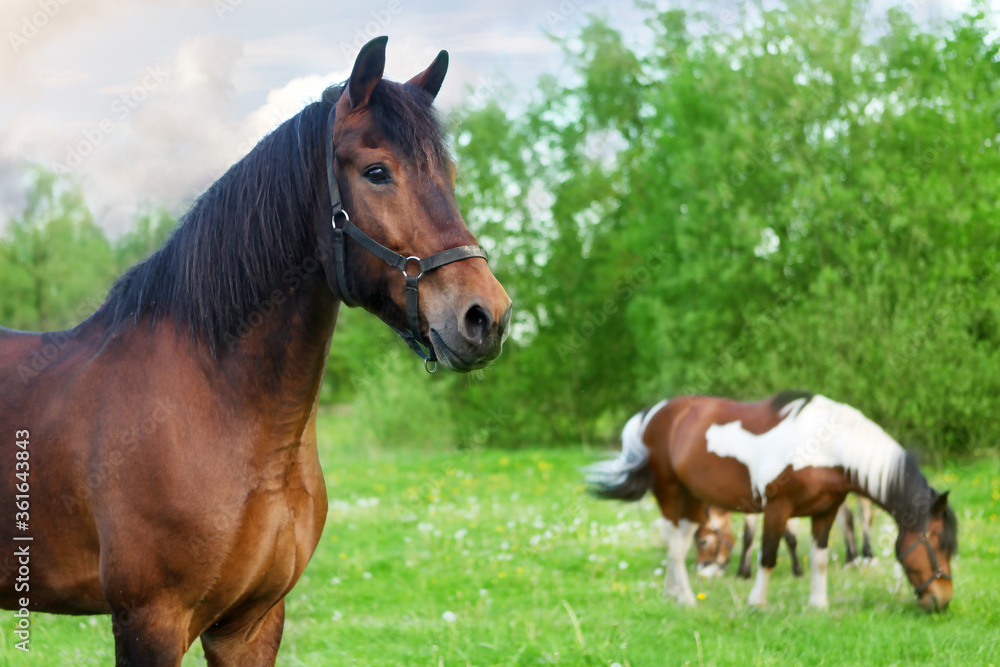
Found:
<box><xmin>697</xmin><ymin>496</ymin><xmax>874</xmax><ymax>579</ymax></box>
<box><xmin>588</xmin><ymin>391</ymin><xmax>957</xmax><ymax>611</ymax></box>
<box><xmin>690</xmin><ymin>511</ymin><xmax>804</xmax><ymax>579</ymax></box>
<box><xmin>0</xmin><ymin>36</ymin><xmax>511</xmax><ymax>665</ymax></box>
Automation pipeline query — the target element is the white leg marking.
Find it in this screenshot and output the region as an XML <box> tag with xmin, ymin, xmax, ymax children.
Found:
<box><xmin>808</xmin><ymin>539</ymin><xmax>830</xmax><ymax>609</ymax></box>
<box><xmin>661</xmin><ymin>519</ymin><xmax>698</xmax><ymax>605</ymax></box>
<box><xmin>660</xmin><ymin>519</ymin><xmax>677</xmax><ymax>597</ymax></box>
<box><xmin>748</xmin><ymin>551</ymin><xmax>773</xmax><ymax>607</ymax></box>
<box><xmin>673</xmin><ymin>519</ymin><xmax>699</xmax><ymax>605</ymax></box>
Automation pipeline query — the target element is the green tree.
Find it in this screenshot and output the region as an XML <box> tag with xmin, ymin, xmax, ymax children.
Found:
<box><xmin>0</xmin><ymin>168</ymin><xmax>116</xmax><ymax>331</ymax></box>
<box><xmin>447</xmin><ymin>0</ymin><xmax>999</xmax><ymax>455</ymax></box>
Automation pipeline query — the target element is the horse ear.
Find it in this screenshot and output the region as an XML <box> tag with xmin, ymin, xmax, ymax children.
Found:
<box><xmin>931</xmin><ymin>490</ymin><xmax>950</xmax><ymax>516</ymax></box>
<box><xmin>347</xmin><ymin>36</ymin><xmax>388</xmax><ymax>110</ymax></box>
<box><xmin>406</xmin><ymin>50</ymin><xmax>448</xmax><ymax>99</ymax></box>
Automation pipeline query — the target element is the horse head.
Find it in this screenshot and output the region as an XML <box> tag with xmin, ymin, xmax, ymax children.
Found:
<box><xmin>324</xmin><ymin>36</ymin><xmax>511</xmax><ymax>371</ymax></box>
<box><xmin>896</xmin><ymin>490</ymin><xmax>956</xmax><ymax>612</ymax></box>
<box><xmin>694</xmin><ymin>508</ymin><xmax>734</xmax><ymax>578</ymax></box>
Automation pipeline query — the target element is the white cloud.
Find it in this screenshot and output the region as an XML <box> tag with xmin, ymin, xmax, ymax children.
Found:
<box><xmin>242</xmin><ymin>70</ymin><xmax>347</xmax><ymax>153</ymax></box>
<box><xmin>0</xmin><ymin>0</ymin><xmax>204</xmax><ymax>94</ymax></box>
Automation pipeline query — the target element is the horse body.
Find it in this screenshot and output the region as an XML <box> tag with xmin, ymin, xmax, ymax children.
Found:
<box><xmin>588</xmin><ymin>392</ymin><xmax>956</xmax><ymax>612</ymax></box>
<box><xmin>0</xmin><ymin>36</ymin><xmax>511</xmax><ymax>665</ymax></box>
<box><xmin>1</xmin><ymin>271</ymin><xmax>336</xmax><ymax>657</ymax></box>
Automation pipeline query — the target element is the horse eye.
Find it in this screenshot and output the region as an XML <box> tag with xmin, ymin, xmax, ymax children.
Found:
<box><xmin>364</xmin><ymin>166</ymin><xmax>390</xmax><ymax>184</ymax></box>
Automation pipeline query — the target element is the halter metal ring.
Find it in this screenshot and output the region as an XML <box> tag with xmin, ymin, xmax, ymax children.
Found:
<box><xmin>403</xmin><ymin>256</ymin><xmax>423</xmax><ymax>278</ymax></box>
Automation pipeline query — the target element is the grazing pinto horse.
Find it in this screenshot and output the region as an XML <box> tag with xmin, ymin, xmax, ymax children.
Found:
<box><xmin>588</xmin><ymin>392</ymin><xmax>956</xmax><ymax>611</ymax></box>
<box><xmin>696</xmin><ymin>496</ymin><xmax>873</xmax><ymax>579</ymax></box>
<box><xmin>0</xmin><ymin>37</ymin><xmax>511</xmax><ymax>665</ymax></box>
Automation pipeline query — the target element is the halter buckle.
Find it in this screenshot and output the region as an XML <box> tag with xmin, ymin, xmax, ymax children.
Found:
<box><xmin>424</xmin><ymin>358</ymin><xmax>438</xmax><ymax>373</ymax></box>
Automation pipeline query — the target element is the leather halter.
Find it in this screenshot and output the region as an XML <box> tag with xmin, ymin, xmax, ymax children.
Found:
<box><xmin>323</xmin><ymin>90</ymin><xmax>488</xmax><ymax>371</ymax></box>
<box><xmin>898</xmin><ymin>531</ymin><xmax>951</xmax><ymax>597</ymax></box>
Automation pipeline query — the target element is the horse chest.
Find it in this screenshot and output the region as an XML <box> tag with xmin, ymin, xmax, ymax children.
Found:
<box><xmin>246</xmin><ymin>452</ymin><xmax>327</xmax><ymax>576</ymax></box>
<box><xmin>198</xmin><ymin>446</ymin><xmax>328</xmax><ymax>622</ymax></box>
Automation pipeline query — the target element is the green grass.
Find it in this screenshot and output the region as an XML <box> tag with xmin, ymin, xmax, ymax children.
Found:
<box><xmin>2</xmin><ymin>412</ymin><xmax>998</xmax><ymax>665</ymax></box>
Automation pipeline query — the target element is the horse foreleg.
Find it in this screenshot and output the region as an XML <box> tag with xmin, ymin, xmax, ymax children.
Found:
<box><xmin>110</xmin><ymin>600</ymin><xmax>188</xmax><ymax>667</ymax></box>
<box><xmin>737</xmin><ymin>514</ymin><xmax>757</xmax><ymax>579</ymax></box>
<box><xmin>660</xmin><ymin>518</ymin><xmax>699</xmax><ymax>605</ymax></box>
<box><xmin>747</xmin><ymin>504</ymin><xmax>790</xmax><ymax>607</ymax></box>
<box><xmin>808</xmin><ymin>506</ymin><xmax>841</xmax><ymax>609</ymax></box>
<box><xmin>201</xmin><ymin>598</ymin><xmax>285</xmax><ymax>667</ymax></box>
<box><xmin>839</xmin><ymin>502</ymin><xmax>858</xmax><ymax>565</ymax></box>
<box><xmin>783</xmin><ymin>517</ymin><xmax>803</xmax><ymax>577</ymax></box>
<box><xmin>652</xmin><ymin>480</ymin><xmax>704</xmax><ymax>605</ymax></box>
<box><xmin>859</xmin><ymin>497</ymin><xmax>874</xmax><ymax>559</ymax></box>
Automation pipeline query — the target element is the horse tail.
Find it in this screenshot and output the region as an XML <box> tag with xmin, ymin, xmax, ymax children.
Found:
<box><xmin>586</xmin><ymin>409</ymin><xmax>654</xmax><ymax>501</ymax></box>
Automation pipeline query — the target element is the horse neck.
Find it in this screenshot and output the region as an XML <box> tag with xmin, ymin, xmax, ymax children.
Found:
<box><xmin>219</xmin><ymin>273</ymin><xmax>340</xmax><ymax>430</ymax></box>
<box><xmin>848</xmin><ymin>454</ymin><xmax>931</xmax><ymax>530</ymax></box>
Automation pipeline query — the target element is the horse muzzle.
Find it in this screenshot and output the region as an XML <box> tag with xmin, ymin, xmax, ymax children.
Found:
<box><xmin>918</xmin><ymin>579</ymin><xmax>953</xmax><ymax>613</ymax></box>
<box><xmin>696</xmin><ymin>561</ymin><xmax>725</xmax><ymax>579</ymax></box>
<box><xmin>430</xmin><ymin>301</ymin><xmax>511</xmax><ymax>371</ymax></box>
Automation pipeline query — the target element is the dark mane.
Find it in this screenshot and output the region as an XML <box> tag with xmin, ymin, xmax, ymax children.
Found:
<box><xmin>770</xmin><ymin>390</ymin><xmax>815</xmax><ymax>412</ymax></box>
<box><xmin>941</xmin><ymin>503</ymin><xmax>958</xmax><ymax>555</ymax></box>
<box><xmin>886</xmin><ymin>452</ymin><xmax>959</xmax><ymax>556</ymax></box>
<box><xmin>92</xmin><ymin>78</ymin><xmax>447</xmax><ymax>354</ymax></box>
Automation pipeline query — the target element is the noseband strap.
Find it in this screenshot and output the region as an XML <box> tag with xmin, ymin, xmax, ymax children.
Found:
<box><xmin>899</xmin><ymin>532</ymin><xmax>951</xmax><ymax>597</ymax></box>
<box><xmin>323</xmin><ymin>93</ymin><xmax>488</xmax><ymax>369</ymax></box>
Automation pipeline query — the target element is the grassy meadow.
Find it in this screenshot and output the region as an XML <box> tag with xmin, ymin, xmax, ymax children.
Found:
<box><xmin>1</xmin><ymin>411</ymin><xmax>998</xmax><ymax>666</ymax></box>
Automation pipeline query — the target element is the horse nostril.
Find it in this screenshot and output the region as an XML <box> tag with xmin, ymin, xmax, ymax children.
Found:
<box><xmin>460</xmin><ymin>304</ymin><xmax>492</xmax><ymax>345</ymax></box>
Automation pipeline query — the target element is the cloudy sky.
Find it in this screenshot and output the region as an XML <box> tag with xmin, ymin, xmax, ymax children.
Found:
<box><xmin>0</xmin><ymin>0</ymin><xmax>968</xmax><ymax>235</ymax></box>
<box><xmin>0</xmin><ymin>0</ymin><xmax>656</xmax><ymax>234</ymax></box>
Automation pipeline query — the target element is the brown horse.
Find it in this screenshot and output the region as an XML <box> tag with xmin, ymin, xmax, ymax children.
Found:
<box><xmin>696</xmin><ymin>496</ymin><xmax>873</xmax><ymax>579</ymax></box>
<box><xmin>588</xmin><ymin>391</ymin><xmax>956</xmax><ymax>611</ymax></box>
<box><xmin>689</xmin><ymin>511</ymin><xmax>804</xmax><ymax>579</ymax></box>
<box><xmin>0</xmin><ymin>36</ymin><xmax>511</xmax><ymax>665</ymax></box>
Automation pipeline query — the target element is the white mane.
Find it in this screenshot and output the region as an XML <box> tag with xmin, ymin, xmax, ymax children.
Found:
<box><xmin>705</xmin><ymin>395</ymin><xmax>905</xmax><ymax>505</ymax></box>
